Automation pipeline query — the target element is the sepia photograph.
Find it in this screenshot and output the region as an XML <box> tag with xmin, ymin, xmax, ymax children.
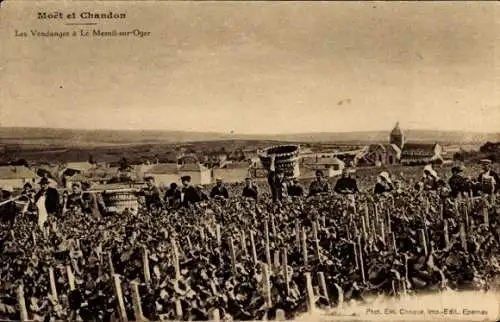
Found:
<box><xmin>1</xmin><ymin>1</ymin><xmax>500</xmax><ymax>321</ymax></box>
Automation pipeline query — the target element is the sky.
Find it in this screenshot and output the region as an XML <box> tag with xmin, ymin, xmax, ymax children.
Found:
<box><xmin>1</xmin><ymin>1</ymin><xmax>499</xmax><ymax>134</ymax></box>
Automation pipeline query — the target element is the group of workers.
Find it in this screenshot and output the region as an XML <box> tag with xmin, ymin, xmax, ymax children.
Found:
<box><xmin>0</xmin><ymin>157</ymin><xmax>497</xmax><ymax>229</ymax></box>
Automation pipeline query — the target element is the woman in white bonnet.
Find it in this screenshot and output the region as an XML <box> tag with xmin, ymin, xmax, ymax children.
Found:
<box><xmin>374</xmin><ymin>171</ymin><xmax>394</xmax><ymax>194</ymax></box>
<box><xmin>420</xmin><ymin>164</ymin><xmax>441</xmax><ymax>191</ymax></box>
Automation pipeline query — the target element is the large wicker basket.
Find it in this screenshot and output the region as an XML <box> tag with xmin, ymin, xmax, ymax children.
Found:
<box><xmin>102</xmin><ymin>191</ymin><xmax>139</xmax><ymax>215</ymax></box>
<box><xmin>258</xmin><ymin>145</ymin><xmax>300</xmax><ymax>179</ymax></box>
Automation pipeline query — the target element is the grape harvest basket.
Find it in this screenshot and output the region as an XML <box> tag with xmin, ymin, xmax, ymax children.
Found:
<box><xmin>258</xmin><ymin>144</ymin><xmax>300</xmax><ymax>178</ymax></box>
<box><xmin>101</xmin><ymin>190</ymin><xmax>139</xmax><ymax>215</ymax></box>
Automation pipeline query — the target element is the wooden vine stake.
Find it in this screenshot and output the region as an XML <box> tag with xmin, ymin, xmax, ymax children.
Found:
<box><xmin>419</xmin><ymin>229</ymin><xmax>428</xmax><ymax>257</ymax></box>
<box><xmin>483</xmin><ymin>204</ymin><xmax>489</xmax><ymax>227</ymax></box>
<box><xmin>391</xmin><ymin>232</ymin><xmax>397</xmax><ymax>254</ymax></box>
<box><xmin>175</xmin><ymin>299</ymin><xmax>183</xmax><ymax>320</ymax></box>
<box><xmin>380</xmin><ymin>218</ymin><xmax>386</xmax><ymax>246</ymax></box>
<box><xmin>386</xmin><ymin>209</ymin><xmax>392</xmax><ymax>234</ymax></box>
<box><xmin>17</xmin><ymin>285</ymin><xmax>28</xmax><ymax>322</ymax></box>
<box><xmin>295</xmin><ymin>220</ymin><xmax>301</xmax><ymax>248</ymax></box>
<box><xmin>186</xmin><ymin>236</ymin><xmax>193</xmax><ymax>250</ymax></box>
<box><xmin>361</xmin><ymin>217</ymin><xmax>368</xmax><ymax>241</ymax></box>
<box><xmin>312</xmin><ymin>222</ymin><xmax>321</xmax><ymax>263</ymax></box>
<box><xmin>443</xmin><ymin>219</ymin><xmax>450</xmax><ymax>249</ymax></box>
<box><xmin>142</xmin><ymin>246</ymin><xmax>151</xmax><ymax>286</ymax></box>
<box><xmin>334</xmin><ymin>283</ymin><xmax>344</xmax><ymax>310</ymax></box>
<box><xmin>304</xmin><ymin>273</ymin><xmax>315</xmax><ymax>314</ymax></box>
<box><xmin>199</xmin><ymin>227</ymin><xmax>206</xmax><ymax>243</ymax></box>
<box><xmin>240</xmin><ymin>230</ymin><xmax>248</xmax><ymax>258</ymax></box>
<box><xmin>107</xmin><ymin>252</ymin><xmax>115</xmax><ymax>276</ymax></box>
<box><xmin>112</xmin><ymin>274</ymin><xmax>128</xmax><ymax>322</ymax></box>
<box><xmin>49</xmin><ymin>267</ymin><xmax>58</xmax><ymax>303</ymax></box>
<box><xmin>130</xmin><ymin>281</ymin><xmax>146</xmax><ymax>321</ymax></box>
<box><xmin>353</xmin><ymin>242</ymin><xmax>359</xmax><ymax>269</ymax></box>
<box><xmin>273</xmin><ymin>250</ymin><xmax>280</xmax><ymax>269</ymax></box>
<box><xmin>249</xmin><ymin>230</ymin><xmax>258</xmax><ymax>264</ymax></box>
<box><xmin>32</xmin><ymin>231</ymin><xmax>36</xmax><ymax>246</ymax></box>
<box><xmin>357</xmin><ymin>236</ymin><xmax>366</xmax><ymax>284</ymax></box>
<box><xmin>66</xmin><ymin>265</ymin><xmax>76</xmax><ymax>291</ymax></box>
<box><xmin>209</xmin><ymin>309</ymin><xmax>220</xmax><ymax>322</ymax></box>
<box><xmin>171</xmin><ymin>238</ymin><xmax>181</xmax><ymax>280</ymax></box>
<box><xmin>301</xmin><ymin>228</ymin><xmax>308</xmax><ymax>266</ymax></box>
<box><xmin>261</xmin><ymin>263</ymin><xmax>272</xmax><ymax>308</ymax></box>
<box><xmin>271</xmin><ymin>213</ymin><xmax>277</xmax><ymax>236</ymax></box>
<box><xmin>276</xmin><ymin>309</ymin><xmax>286</xmax><ymax>321</ymax></box>
<box><xmin>216</xmin><ymin>224</ymin><xmax>221</xmax><ymax>246</ymax></box>
<box><xmin>228</xmin><ymin>237</ymin><xmax>237</xmax><ymax>276</ymax></box>
<box><xmin>264</xmin><ymin>220</ymin><xmax>272</xmax><ymax>267</ymax></box>
<box><xmin>459</xmin><ymin>223</ymin><xmax>467</xmax><ymax>252</ymax></box>
<box><xmin>282</xmin><ymin>248</ymin><xmax>289</xmax><ymax>297</ymax></box>
<box><xmin>364</xmin><ymin>203</ymin><xmax>370</xmax><ymax>230</ymax></box>
<box><xmin>317</xmin><ymin>272</ymin><xmax>330</xmax><ymax>304</ymax></box>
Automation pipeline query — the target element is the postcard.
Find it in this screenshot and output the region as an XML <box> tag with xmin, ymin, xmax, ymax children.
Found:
<box><xmin>1</xmin><ymin>1</ymin><xmax>499</xmax><ymax>321</ymax></box>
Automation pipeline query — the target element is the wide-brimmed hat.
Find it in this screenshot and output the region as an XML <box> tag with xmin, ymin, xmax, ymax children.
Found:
<box><xmin>379</xmin><ymin>171</ymin><xmax>391</xmax><ymax>182</ymax></box>
<box><xmin>480</xmin><ymin>159</ymin><xmax>492</xmax><ymax>165</ymax></box>
<box><xmin>423</xmin><ymin>164</ymin><xmax>438</xmax><ymax>178</ymax></box>
<box><xmin>144</xmin><ymin>176</ymin><xmax>155</xmax><ymax>181</ymax></box>
<box><xmin>181</xmin><ymin>175</ymin><xmax>191</xmax><ymax>182</ymax></box>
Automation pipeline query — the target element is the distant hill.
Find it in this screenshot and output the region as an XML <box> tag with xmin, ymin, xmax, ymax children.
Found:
<box><xmin>0</xmin><ymin>127</ymin><xmax>499</xmax><ymax>148</ymax></box>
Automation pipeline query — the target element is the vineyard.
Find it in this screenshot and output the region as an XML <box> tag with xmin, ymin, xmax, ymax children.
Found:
<box><xmin>0</xmin><ymin>183</ymin><xmax>499</xmax><ymax>321</ymax></box>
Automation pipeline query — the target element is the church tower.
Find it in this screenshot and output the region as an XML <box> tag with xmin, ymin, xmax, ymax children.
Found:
<box><xmin>390</xmin><ymin>122</ymin><xmax>404</xmax><ymax>149</ymax></box>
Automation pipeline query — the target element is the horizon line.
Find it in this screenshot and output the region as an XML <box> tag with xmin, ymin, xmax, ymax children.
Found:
<box><xmin>1</xmin><ymin>125</ymin><xmax>499</xmax><ymax>136</ymax></box>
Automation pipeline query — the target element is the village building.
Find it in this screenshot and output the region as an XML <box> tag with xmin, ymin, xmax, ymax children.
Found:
<box><xmin>362</xmin><ymin>122</ymin><xmax>443</xmax><ymax>166</ymax></box>
<box><xmin>0</xmin><ymin>166</ymin><xmax>38</xmax><ymax>190</ymax></box>
<box><xmin>144</xmin><ymin>162</ymin><xmax>212</xmax><ymax>186</ymax></box>
<box><xmin>64</xmin><ymin>166</ymin><xmax>118</xmax><ymax>189</ymax></box>
<box><xmin>300</xmin><ymin>156</ymin><xmax>345</xmax><ymax>177</ymax></box>
<box><xmin>213</xmin><ymin>161</ymin><xmax>251</xmax><ymax>183</ymax></box>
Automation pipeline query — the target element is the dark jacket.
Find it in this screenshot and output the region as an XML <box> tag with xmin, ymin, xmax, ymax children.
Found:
<box><xmin>242</xmin><ymin>185</ymin><xmax>258</xmax><ymax>200</ymax></box>
<box><xmin>308</xmin><ymin>180</ymin><xmax>329</xmax><ymax>196</ymax></box>
<box><xmin>182</xmin><ymin>185</ymin><xmax>202</xmax><ymax>207</ymax></box>
<box><xmin>35</xmin><ymin>187</ymin><xmax>60</xmax><ymax>215</ymax></box>
<box><xmin>288</xmin><ymin>184</ymin><xmax>304</xmax><ymax>197</ymax></box>
<box><xmin>210</xmin><ymin>186</ymin><xmax>229</xmax><ymax>199</ymax></box>
<box><xmin>165</xmin><ymin>187</ymin><xmax>182</xmax><ymax>207</ymax></box>
<box><xmin>66</xmin><ymin>192</ymin><xmax>101</xmax><ymax>218</ymax></box>
<box><xmin>448</xmin><ymin>175</ymin><xmax>472</xmax><ymax>198</ymax></box>
<box><xmin>334</xmin><ymin>177</ymin><xmax>359</xmax><ymax>194</ymax></box>
<box><xmin>374</xmin><ymin>182</ymin><xmax>393</xmax><ymax>194</ymax></box>
<box><xmin>478</xmin><ymin>170</ymin><xmax>499</xmax><ymax>193</ymax></box>
<box><xmin>137</xmin><ymin>186</ymin><xmax>163</xmax><ymax>210</ymax></box>
<box><xmin>268</xmin><ymin>170</ymin><xmax>287</xmax><ymax>202</ymax></box>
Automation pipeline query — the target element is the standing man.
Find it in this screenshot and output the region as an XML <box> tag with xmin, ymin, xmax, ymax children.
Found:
<box><xmin>308</xmin><ymin>170</ymin><xmax>330</xmax><ymax>196</ymax></box>
<box><xmin>242</xmin><ymin>177</ymin><xmax>258</xmax><ymax>200</ymax></box>
<box><xmin>210</xmin><ymin>178</ymin><xmax>229</xmax><ymax>199</ymax></box>
<box><xmin>448</xmin><ymin>164</ymin><xmax>471</xmax><ymax>199</ymax></box>
<box><xmin>181</xmin><ymin>175</ymin><xmax>202</xmax><ymax>207</ymax></box>
<box><xmin>288</xmin><ymin>178</ymin><xmax>304</xmax><ymax>197</ymax></box>
<box><xmin>267</xmin><ymin>155</ymin><xmax>288</xmax><ymax>202</ymax></box>
<box><xmin>81</xmin><ymin>181</ymin><xmax>102</xmax><ymax>219</ymax></box>
<box><xmin>478</xmin><ymin>159</ymin><xmax>499</xmax><ymax>194</ymax></box>
<box><xmin>137</xmin><ymin>176</ymin><xmax>163</xmax><ymax>211</ymax></box>
<box><xmin>334</xmin><ymin>168</ymin><xmax>359</xmax><ymax>195</ymax></box>
<box><xmin>165</xmin><ymin>182</ymin><xmax>182</xmax><ymax>207</ymax></box>
<box><xmin>34</xmin><ymin>177</ymin><xmax>60</xmax><ymax>229</ymax></box>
